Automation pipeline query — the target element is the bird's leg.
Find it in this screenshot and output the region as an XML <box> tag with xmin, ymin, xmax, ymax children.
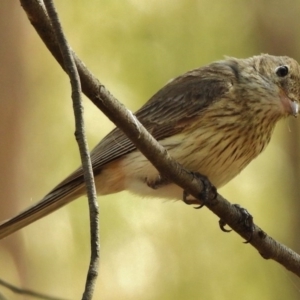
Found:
<box><xmin>146</xmin><ymin>174</ymin><xmax>171</xmax><ymax>189</ymax></box>
<box><xmin>183</xmin><ymin>174</ymin><xmax>254</xmax><ymax>242</ymax></box>
<box><xmin>183</xmin><ymin>172</ymin><xmax>217</xmax><ymax>209</ymax></box>
<box><xmin>146</xmin><ymin>172</ymin><xmax>254</xmax><ymax>242</ymax></box>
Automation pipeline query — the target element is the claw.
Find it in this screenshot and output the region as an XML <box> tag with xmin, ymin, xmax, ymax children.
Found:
<box><xmin>219</xmin><ymin>219</ymin><xmax>232</xmax><ymax>232</ymax></box>
<box><xmin>194</xmin><ymin>204</ymin><xmax>204</xmax><ymax>209</ymax></box>
<box><xmin>183</xmin><ymin>190</ymin><xmax>204</xmax><ymax>208</ymax></box>
<box><xmin>182</xmin><ymin>172</ymin><xmax>217</xmax><ymax>208</ymax></box>
<box><xmin>233</xmin><ymin>204</ymin><xmax>254</xmax><ymax>243</ymax></box>
<box><xmin>218</xmin><ymin>204</ymin><xmax>254</xmax><ymax>243</ymax></box>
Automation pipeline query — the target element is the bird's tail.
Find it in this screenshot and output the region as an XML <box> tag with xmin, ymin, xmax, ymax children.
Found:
<box><xmin>0</xmin><ymin>178</ymin><xmax>84</xmax><ymax>240</ymax></box>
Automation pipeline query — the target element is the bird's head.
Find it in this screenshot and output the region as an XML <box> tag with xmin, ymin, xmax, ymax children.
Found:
<box><xmin>253</xmin><ymin>54</ymin><xmax>300</xmax><ymax>117</ymax></box>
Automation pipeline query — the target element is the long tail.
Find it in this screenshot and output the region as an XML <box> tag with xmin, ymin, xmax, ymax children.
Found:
<box><xmin>0</xmin><ymin>178</ymin><xmax>84</xmax><ymax>240</ymax></box>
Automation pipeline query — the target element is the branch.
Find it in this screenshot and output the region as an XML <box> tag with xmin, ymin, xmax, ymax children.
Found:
<box><xmin>0</xmin><ymin>278</ymin><xmax>67</xmax><ymax>300</ymax></box>
<box><xmin>20</xmin><ymin>0</ymin><xmax>300</xmax><ymax>277</ymax></box>
<box><xmin>43</xmin><ymin>1</ymin><xmax>99</xmax><ymax>299</ymax></box>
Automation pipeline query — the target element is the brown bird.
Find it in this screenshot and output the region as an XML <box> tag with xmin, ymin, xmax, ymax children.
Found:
<box><xmin>0</xmin><ymin>54</ymin><xmax>299</xmax><ymax>239</ymax></box>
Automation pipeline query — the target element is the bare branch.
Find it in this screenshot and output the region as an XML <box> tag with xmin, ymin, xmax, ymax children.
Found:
<box><xmin>0</xmin><ymin>278</ymin><xmax>67</xmax><ymax>300</ymax></box>
<box><xmin>43</xmin><ymin>0</ymin><xmax>99</xmax><ymax>299</ymax></box>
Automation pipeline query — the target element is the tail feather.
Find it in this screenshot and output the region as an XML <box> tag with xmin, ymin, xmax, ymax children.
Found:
<box><xmin>0</xmin><ymin>180</ymin><xmax>84</xmax><ymax>240</ymax></box>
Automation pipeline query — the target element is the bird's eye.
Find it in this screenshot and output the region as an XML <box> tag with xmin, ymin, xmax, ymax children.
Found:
<box><xmin>275</xmin><ymin>65</ymin><xmax>289</xmax><ymax>77</ymax></box>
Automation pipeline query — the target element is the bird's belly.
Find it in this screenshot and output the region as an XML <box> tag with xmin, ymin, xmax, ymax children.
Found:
<box><xmin>118</xmin><ymin>128</ymin><xmax>266</xmax><ymax>199</ymax></box>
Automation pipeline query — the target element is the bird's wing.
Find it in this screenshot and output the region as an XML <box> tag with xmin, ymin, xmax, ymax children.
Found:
<box><xmin>53</xmin><ymin>60</ymin><xmax>237</xmax><ymax>190</ymax></box>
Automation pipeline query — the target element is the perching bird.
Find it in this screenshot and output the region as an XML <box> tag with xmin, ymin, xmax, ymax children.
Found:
<box><xmin>0</xmin><ymin>54</ymin><xmax>299</xmax><ymax>239</ymax></box>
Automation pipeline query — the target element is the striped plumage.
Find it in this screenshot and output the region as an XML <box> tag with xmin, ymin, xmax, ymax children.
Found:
<box><xmin>0</xmin><ymin>54</ymin><xmax>299</xmax><ymax>239</ymax></box>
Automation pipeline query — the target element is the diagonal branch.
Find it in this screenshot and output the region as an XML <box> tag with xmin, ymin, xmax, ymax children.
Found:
<box><xmin>19</xmin><ymin>0</ymin><xmax>300</xmax><ymax>277</ymax></box>
<box><xmin>0</xmin><ymin>278</ymin><xmax>67</xmax><ymax>300</ymax></box>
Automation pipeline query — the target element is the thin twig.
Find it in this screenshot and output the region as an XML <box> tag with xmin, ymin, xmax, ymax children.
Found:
<box><xmin>43</xmin><ymin>1</ymin><xmax>99</xmax><ymax>299</ymax></box>
<box><xmin>19</xmin><ymin>0</ymin><xmax>300</xmax><ymax>278</ymax></box>
<box><xmin>0</xmin><ymin>290</ymin><xmax>7</xmax><ymax>300</ymax></box>
<box><xmin>0</xmin><ymin>278</ymin><xmax>67</xmax><ymax>300</ymax></box>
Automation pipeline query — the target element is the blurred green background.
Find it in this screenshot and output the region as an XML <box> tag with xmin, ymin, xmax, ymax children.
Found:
<box><xmin>1</xmin><ymin>1</ymin><xmax>300</xmax><ymax>299</ymax></box>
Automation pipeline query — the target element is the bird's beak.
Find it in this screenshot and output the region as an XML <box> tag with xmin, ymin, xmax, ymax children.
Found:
<box><xmin>290</xmin><ymin>100</ymin><xmax>299</xmax><ymax>117</ymax></box>
<box><xmin>279</xmin><ymin>89</ymin><xmax>299</xmax><ymax>117</ymax></box>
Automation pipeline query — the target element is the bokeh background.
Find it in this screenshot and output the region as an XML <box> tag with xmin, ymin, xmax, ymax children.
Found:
<box><xmin>1</xmin><ymin>1</ymin><xmax>300</xmax><ymax>299</ymax></box>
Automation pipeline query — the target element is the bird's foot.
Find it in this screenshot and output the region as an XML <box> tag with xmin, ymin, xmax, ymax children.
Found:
<box><xmin>183</xmin><ymin>172</ymin><xmax>217</xmax><ymax>209</ymax></box>
<box><xmin>219</xmin><ymin>204</ymin><xmax>254</xmax><ymax>243</ymax></box>
<box><xmin>146</xmin><ymin>174</ymin><xmax>170</xmax><ymax>189</ymax></box>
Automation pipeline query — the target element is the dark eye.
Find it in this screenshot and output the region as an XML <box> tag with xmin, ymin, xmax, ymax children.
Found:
<box><xmin>275</xmin><ymin>65</ymin><xmax>289</xmax><ymax>77</ymax></box>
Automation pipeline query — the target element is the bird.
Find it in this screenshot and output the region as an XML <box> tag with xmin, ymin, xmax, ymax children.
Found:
<box><xmin>0</xmin><ymin>54</ymin><xmax>299</xmax><ymax>240</ymax></box>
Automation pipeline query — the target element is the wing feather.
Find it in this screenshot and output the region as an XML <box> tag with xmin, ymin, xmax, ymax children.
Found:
<box><xmin>53</xmin><ymin>61</ymin><xmax>237</xmax><ymax>190</ymax></box>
